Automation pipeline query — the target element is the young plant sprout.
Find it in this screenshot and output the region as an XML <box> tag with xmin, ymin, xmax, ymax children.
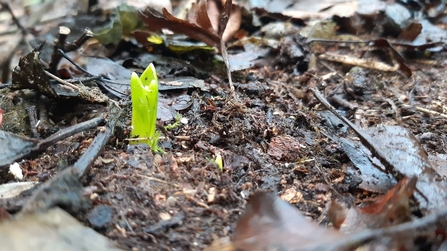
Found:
<box><xmin>215</xmin><ymin>153</ymin><xmax>223</xmax><ymax>171</ymax></box>
<box><xmin>130</xmin><ymin>63</ymin><xmax>162</xmax><ymax>152</ymax></box>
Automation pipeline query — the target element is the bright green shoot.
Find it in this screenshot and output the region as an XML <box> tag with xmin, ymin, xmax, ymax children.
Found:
<box><xmin>130</xmin><ymin>63</ymin><xmax>162</xmax><ymax>152</ymax></box>
<box><xmin>215</xmin><ymin>153</ymin><xmax>223</xmax><ymax>171</ymax></box>
<box><xmin>164</xmin><ymin>113</ymin><xmax>181</xmax><ymax>130</ymax></box>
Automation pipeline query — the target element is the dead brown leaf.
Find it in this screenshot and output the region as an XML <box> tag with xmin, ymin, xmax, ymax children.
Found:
<box><xmin>233</xmin><ymin>191</ymin><xmax>346</xmax><ymax>251</ymax></box>
<box><xmin>267</xmin><ymin>135</ymin><xmax>303</xmax><ymax>161</ymax></box>
<box><xmin>138</xmin><ymin>0</ymin><xmax>235</xmax><ymax>89</ymax></box>
<box><xmin>328</xmin><ymin>177</ymin><xmax>417</xmax><ymax>234</ymax></box>
<box><xmin>138</xmin><ymin>7</ymin><xmax>221</xmax><ymax>48</ymax></box>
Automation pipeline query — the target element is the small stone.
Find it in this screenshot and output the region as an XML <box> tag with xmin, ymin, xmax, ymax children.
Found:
<box><xmin>115</xmin><ymin>193</ymin><xmax>124</xmax><ymax>200</ymax></box>
<box><xmin>88</xmin><ymin>205</ymin><xmax>113</xmax><ymax>229</ymax></box>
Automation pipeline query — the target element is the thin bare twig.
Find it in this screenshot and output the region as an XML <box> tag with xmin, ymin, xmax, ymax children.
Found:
<box><xmin>45</xmin><ymin>70</ymin><xmax>80</xmax><ymax>90</ymax></box>
<box><xmin>415</xmin><ymin>106</ymin><xmax>447</xmax><ymax>119</ymax></box>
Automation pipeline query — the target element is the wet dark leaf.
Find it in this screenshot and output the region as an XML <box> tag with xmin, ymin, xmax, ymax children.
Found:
<box><xmin>228</xmin><ymin>41</ymin><xmax>272</xmax><ymax>71</ymax></box>
<box><xmin>363</xmin><ymin>125</ymin><xmax>447</xmax><ymax>212</ymax></box>
<box><xmin>0</xmin><ymin>130</ymin><xmax>38</xmax><ymax>167</ymax></box>
<box><xmin>86</xmin><ymin>57</ymin><xmax>132</xmax><ymax>81</ymax></box>
<box><xmin>86</xmin><ymin>57</ymin><xmax>131</xmax><ymax>98</ymax></box>
<box><xmin>340</xmin><ymin>137</ymin><xmax>396</xmax><ymax>193</ymax></box>
<box><xmin>170</xmin><ymin>94</ymin><xmax>191</xmax><ymax>111</ymax></box>
<box><xmin>365</xmin><ymin>126</ymin><xmax>432</xmax><ymax>177</ymax></box>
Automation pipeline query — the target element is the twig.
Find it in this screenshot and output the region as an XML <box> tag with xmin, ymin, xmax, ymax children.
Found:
<box><xmin>65</xmin><ymin>76</ymin><xmax>102</xmax><ymax>83</ymax></box>
<box><xmin>73</xmin><ymin>103</ymin><xmax>121</xmax><ymax>177</ymax></box>
<box><xmin>57</xmin><ymin>49</ymin><xmax>93</xmax><ymax>76</ymax></box>
<box><xmin>311</xmin><ymin>88</ymin><xmax>397</xmax><ymax>176</ymax></box>
<box><xmin>184</xmin><ymin>194</ymin><xmax>210</xmax><ymax>209</ymax></box>
<box><xmin>319</xmin><ymin>206</ymin><xmax>447</xmax><ymax>251</ymax></box>
<box><xmin>415</xmin><ymin>107</ymin><xmax>447</xmax><ymax>119</ymax></box>
<box><xmin>39</xmin><ymin>116</ymin><xmax>105</xmax><ymax>150</ymax></box>
<box><xmin>48</xmin><ymin>26</ymin><xmax>71</xmax><ymax>74</ymax></box>
<box><xmin>45</xmin><ymin>70</ymin><xmax>80</xmax><ymax>90</ymax></box>
<box><xmin>310</xmin><ymin>88</ymin><xmax>429</xmax><ymax>204</ymax></box>
<box><xmin>134</xmin><ymin>174</ymin><xmax>182</xmax><ymax>188</ymax></box>
<box><xmin>48</xmin><ymin>27</ymin><xmax>93</xmax><ymax>74</ymax></box>
<box><xmin>143</xmin><ymin>212</ymin><xmax>185</xmax><ymax>234</ymax></box>
<box><xmin>65</xmin><ymin>28</ymin><xmax>94</xmax><ymax>52</ymax></box>
<box><xmin>25</xmin><ymin>106</ymin><xmax>40</xmax><ymax>138</ymax></box>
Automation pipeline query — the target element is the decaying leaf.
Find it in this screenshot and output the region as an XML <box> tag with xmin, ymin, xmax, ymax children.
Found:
<box><xmin>329</xmin><ymin>177</ymin><xmax>417</xmax><ymax>233</ymax></box>
<box><xmin>312</xmin><ymin>88</ymin><xmax>447</xmax><ymax>213</ymax></box>
<box><xmin>340</xmin><ymin>137</ymin><xmax>396</xmax><ymax>193</ymax></box>
<box><xmin>138</xmin><ymin>6</ymin><xmax>221</xmax><ymax>49</ymax></box>
<box><xmin>233</xmin><ymin>191</ymin><xmax>346</xmax><ymax>251</ymax></box>
<box><xmin>267</xmin><ymin>134</ymin><xmax>303</xmax><ymax>161</ymax></box>
<box><xmin>12</xmin><ymin>45</ymin><xmax>57</xmax><ymax>98</ymax></box>
<box><xmin>137</xmin><ymin>0</ymin><xmax>236</xmax><ymax>88</ymax></box>
<box><xmin>0</xmin><ymin>208</ymin><xmax>123</xmax><ymax>251</ymax></box>
<box><xmin>329</xmin><ymin>177</ymin><xmax>417</xmax><ymax>250</ymax></box>
<box><xmin>364</xmin><ymin>126</ymin><xmax>447</xmax><ymax>212</ymax></box>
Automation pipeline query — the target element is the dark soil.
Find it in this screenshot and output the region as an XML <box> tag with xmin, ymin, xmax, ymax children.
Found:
<box><xmin>1</xmin><ymin>2</ymin><xmax>447</xmax><ymax>250</ymax></box>
<box><xmin>5</xmin><ymin>52</ymin><xmax>446</xmax><ymax>250</ymax></box>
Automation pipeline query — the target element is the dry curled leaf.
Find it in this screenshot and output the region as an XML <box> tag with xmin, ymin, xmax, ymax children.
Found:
<box><xmin>137</xmin><ymin>0</ymin><xmax>235</xmax><ymax>88</ymax></box>
<box><xmin>329</xmin><ymin>177</ymin><xmax>417</xmax><ymax>234</ymax></box>
<box><xmin>138</xmin><ymin>7</ymin><xmax>221</xmax><ymax>48</ymax></box>
<box><xmin>138</xmin><ymin>0</ymin><xmax>237</xmax><ymax>50</ymax></box>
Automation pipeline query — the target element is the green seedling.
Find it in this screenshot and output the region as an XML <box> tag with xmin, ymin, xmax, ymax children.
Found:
<box><xmin>164</xmin><ymin>113</ymin><xmax>181</xmax><ymax>130</ymax></box>
<box><xmin>215</xmin><ymin>153</ymin><xmax>223</xmax><ymax>171</ymax></box>
<box><xmin>130</xmin><ymin>63</ymin><xmax>162</xmax><ymax>152</ymax></box>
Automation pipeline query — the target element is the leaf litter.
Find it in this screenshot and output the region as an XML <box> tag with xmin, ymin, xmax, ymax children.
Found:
<box><xmin>1</xmin><ymin>0</ymin><xmax>447</xmax><ymax>250</ymax></box>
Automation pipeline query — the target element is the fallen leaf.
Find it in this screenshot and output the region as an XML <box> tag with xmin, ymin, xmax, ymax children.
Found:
<box><xmin>267</xmin><ymin>135</ymin><xmax>303</xmax><ymax>161</ymax></box>
<box><xmin>327</xmin><ymin>200</ymin><xmax>348</xmax><ymax>229</ymax></box>
<box><xmin>206</xmin><ymin>0</ymin><xmax>241</xmax><ymax>43</ymax></box>
<box><xmin>364</xmin><ymin>125</ymin><xmax>447</xmax><ymax>212</ymax></box>
<box><xmin>233</xmin><ymin>191</ymin><xmax>346</xmax><ymax>250</ymax></box>
<box><xmin>0</xmin><ymin>208</ymin><xmax>123</xmax><ymax>251</ymax></box>
<box><xmin>249</xmin><ymin>0</ymin><xmax>358</xmax><ymax>19</ymax></box>
<box><xmin>328</xmin><ymin>177</ymin><xmax>417</xmax><ymax>234</ymax></box>
<box><xmin>138</xmin><ymin>0</ymin><xmax>235</xmax><ymax>88</ymax></box>
<box><xmin>337</xmin><ymin>177</ymin><xmax>417</xmax><ymax>250</ymax></box>
<box><xmin>138</xmin><ymin>5</ymin><xmax>220</xmax><ymax>49</ymax></box>
<box><xmin>340</xmin><ymin>137</ymin><xmax>396</xmax><ymax>193</ymax></box>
